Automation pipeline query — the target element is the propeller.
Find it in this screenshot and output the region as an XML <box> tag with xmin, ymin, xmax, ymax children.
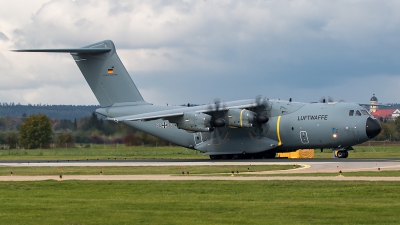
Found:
<box><xmin>252</xmin><ymin>95</ymin><xmax>270</xmax><ymax>136</ymax></box>
<box><xmin>204</xmin><ymin>98</ymin><xmax>228</xmax><ymax>144</ymax></box>
<box><xmin>214</xmin><ymin>98</ymin><xmax>221</xmax><ymax>111</ymax></box>
<box><xmin>253</xmin><ymin>95</ymin><xmax>269</xmax><ymax>124</ymax></box>
<box><xmin>207</xmin><ymin>98</ymin><xmax>227</xmax><ymax>130</ymax></box>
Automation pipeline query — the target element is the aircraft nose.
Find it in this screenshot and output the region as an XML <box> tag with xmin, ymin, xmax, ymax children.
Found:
<box><xmin>366</xmin><ymin>117</ymin><xmax>382</xmax><ymax>139</ymax></box>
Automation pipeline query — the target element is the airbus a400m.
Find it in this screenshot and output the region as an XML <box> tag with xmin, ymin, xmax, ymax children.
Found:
<box><xmin>14</xmin><ymin>40</ymin><xmax>382</xmax><ymax>159</ymax></box>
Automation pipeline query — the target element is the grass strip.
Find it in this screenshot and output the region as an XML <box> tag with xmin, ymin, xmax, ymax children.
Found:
<box><xmin>0</xmin><ymin>180</ymin><xmax>399</xmax><ymax>225</ymax></box>
<box><xmin>0</xmin><ymin>165</ymin><xmax>296</xmax><ymax>176</ymax></box>
<box><xmin>0</xmin><ymin>146</ymin><xmax>209</xmax><ymax>160</ymax></box>
<box><xmin>1</xmin><ymin>145</ymin><xmax>400</xmax><ymax>160</ymax></box>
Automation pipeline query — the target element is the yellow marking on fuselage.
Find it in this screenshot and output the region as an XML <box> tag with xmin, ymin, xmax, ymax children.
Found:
<box><xmin>240</xmin><ymin>109</ymin><xmax>245</xmax><ymax>127</ymax></box>
<box><xmin>276</xmin><ymin>115</ymin><xmax>282</xmax><ymax>146</ymax></box>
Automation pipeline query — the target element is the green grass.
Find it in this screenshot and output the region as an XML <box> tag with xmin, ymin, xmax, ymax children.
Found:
<box><xmin>0</xmin><ymin>145</ymin><xmax>209</xmax><ymax>160</ymax></box>
<box><xmin>0</xmin><ymin>180</ymin><xmax>399</xmax><ymax>224</ymax></box>
<box><xmin>0</xmin><ymin>165</ymin><xmax>296</xmax><ymax>176</ymax></box>
<box><xmin>2</xmin><ymin>165</ymin><xmax>399</xmax><ymax>177</ymax></box>
<box><xmin>0</xmin><ymin>144</ymin><xmax>400</xmax><ymax>160</ymax></box>
<box><xmin>307</xmin><ymin>145</ymin><xmax>400</xmax><ymax>158</ymax></box>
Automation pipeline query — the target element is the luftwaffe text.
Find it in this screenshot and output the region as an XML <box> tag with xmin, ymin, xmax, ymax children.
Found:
<box><xmin>297</xmin><ymin>115</ymin><xmax>328</xmax><ymax>121</ymax></box>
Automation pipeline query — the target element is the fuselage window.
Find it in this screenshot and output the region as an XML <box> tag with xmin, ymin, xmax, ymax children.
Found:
<box><xmin>349</xmin><ymin>110</ymin><xmax>354</xmax><ymax>116</ymax></box>
<box><xmin>355</xmin><ymin>110</ymin><xmax>361</xmax><ymax>116</ymax></box>
<box><xmin>361</xmin><ymin>110</ymin><xmax>369</xmax><ymax>115</ymax></box>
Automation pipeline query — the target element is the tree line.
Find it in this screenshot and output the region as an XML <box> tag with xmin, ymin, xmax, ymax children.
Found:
<box><xmin>0</xmin><ymin>104</ymin><xmax>99</xmax><ymax>120</ymax></box>
<box><xmin>0</xmin><ymin>112</ymin><xmax>171</xmax><ymax>149</ymax></box>
<box><xmin>374</xmin><ymin>116</ymin><xmax>400</xmax><ymax>141</ymax></box>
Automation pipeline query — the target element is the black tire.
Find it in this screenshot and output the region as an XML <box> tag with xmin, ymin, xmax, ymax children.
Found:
<box><xmin>221</xmin><ymin>154</ymin><xmax>232</xmax><ymax>160</ymax></box>
<box><xmin>253</xmin><ymin>153</ymin><xmax>264</xmax><ymax>159</ymax></box>
<box><xmin>242</xmin><ymin>154</ymin><xmax>252</xmax><ymax>159</ymax></box>
<box><xmin>209</xmin><ymin>155</ymin><xmax>221</xmax><ymax>160</ymax></box>
<box><xmin>264</xmin><ymin>151</ymin><xmax>276</xmax><ymax>159</ymax></box>
<box><xmin>344</xmin><ymin>150</ymin><xmax>349</xmax><ymax>158</ymax></box>
<box><xmin>233</xmin><ymin>154</ymin><xmax>242</xmax><ymax>160</ymax></box>
<box><xmin>337</xmin><ymin>151</ymin><xmax>344</xmax><ymax>158</ymax></box>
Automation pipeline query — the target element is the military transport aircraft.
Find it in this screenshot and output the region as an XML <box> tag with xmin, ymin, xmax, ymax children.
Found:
<box><xmin>14</xmin><ymin>40</ymin><xmax>382</xmax><ymax>159</ymax></box>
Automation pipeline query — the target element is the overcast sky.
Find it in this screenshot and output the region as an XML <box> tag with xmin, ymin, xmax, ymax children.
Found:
<box><xmin>1</xmin><ymin>0</ymin><xmax>400</xmax><ymax>106</ymax></box>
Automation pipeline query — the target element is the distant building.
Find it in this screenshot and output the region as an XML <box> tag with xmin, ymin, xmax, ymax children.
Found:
<box><xmin>370</xmin><ymin>94</ymin><xmax>378</xmax><ymax>113</ymax></box>
<box><xmin>369</xmin><ymin>94</ymin><xmax>400</xmax><ymax>120</ymax></box>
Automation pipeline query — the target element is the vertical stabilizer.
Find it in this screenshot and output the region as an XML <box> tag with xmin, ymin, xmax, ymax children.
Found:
<box><xmin>71</xmin><ymin>40</ymin><xmax>144</xmax><ymax>107</ymax></box>
<box><xmin>14</xmin><ymin>40</ymin><xmax>145</xmax><ymax>107</ymax></box>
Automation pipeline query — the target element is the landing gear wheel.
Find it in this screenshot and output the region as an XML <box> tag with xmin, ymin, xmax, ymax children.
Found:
<box><xmin>253</xmin><ymin>153</ymin><xmax>264</xmax><ymax>159</ymax></box>
<box><xmin>264</xmin><ymin>151</ymin><xmax>276</xmax><ymax>159</ymax></box>
<box><xmin>221</xmin><ymin>154</ymin><xmax>232</xmax><ymax>160</ymax></box>
<box><xmin>233</xmin><ymin>154</ymin><xmax>242</xmax><ymax>160</ymax></box>
<box><xmin>337</xmin><ymin>151</ymin><xmax>348</xmax><ymax>158</ymax></box>
<box><xmin>209</xmin><ymin>155</ymin><xmax>221</xmax><ymax>160</ymax></box>
<box><xmin>242</xmin><ymin>154</ymin><xmax>252</xmax><ymax>159</ymax></box>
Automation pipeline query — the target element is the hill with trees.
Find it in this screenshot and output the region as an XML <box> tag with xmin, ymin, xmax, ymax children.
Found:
<box><xmin>0</xmin><ymin>103</ymin><xmax>99</xmax><ymax>120</ymax></box>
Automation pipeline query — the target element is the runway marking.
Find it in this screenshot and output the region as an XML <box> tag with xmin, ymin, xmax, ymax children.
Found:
<box><xmin>292</xmin><ymin>164</ymin><xmax>310</xmax><ymax>170</ymax></box>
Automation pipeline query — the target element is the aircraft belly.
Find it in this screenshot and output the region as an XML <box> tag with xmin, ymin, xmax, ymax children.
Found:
<box><xmin>196</xmin><ymin>128</ymin><xmax>278</xmax><ymax>154</ymax></box>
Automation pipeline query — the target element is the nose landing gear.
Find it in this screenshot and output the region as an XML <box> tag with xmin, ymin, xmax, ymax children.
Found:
<box><xmin>333</xmin><ymin>147</ymin><xmax>352</xmax><ymax>158</ymax></box>
<box><xmin>336</xmin><ymin>150</ymin><xmax>348</xmax><ymax>158</ymax></box>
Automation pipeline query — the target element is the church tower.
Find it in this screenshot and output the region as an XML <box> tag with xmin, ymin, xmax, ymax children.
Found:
<box><xmin>370</xmin><ymin>93</ymin><xmax>378</xmax><ymax>113</ymax></box>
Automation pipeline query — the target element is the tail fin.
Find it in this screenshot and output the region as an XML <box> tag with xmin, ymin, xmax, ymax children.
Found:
<box><xmin>14</xmin><ymin>40</ymin><xmax>146</xmax><ymax>107</ymax></box>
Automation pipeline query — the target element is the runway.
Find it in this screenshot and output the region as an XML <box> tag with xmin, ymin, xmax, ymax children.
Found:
<box><xmin>1</xmin><ymin>158</ymin><xmax>400</xmax><ymax>181</ymax></box>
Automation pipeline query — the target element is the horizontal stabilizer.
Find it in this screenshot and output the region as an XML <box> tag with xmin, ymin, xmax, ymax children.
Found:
<box><xmin>12</xmin><ymin>48</ymin><xmax>111</xmax><ymax>54</ymax></box>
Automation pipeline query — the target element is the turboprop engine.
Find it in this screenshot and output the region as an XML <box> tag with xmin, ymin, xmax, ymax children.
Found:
<box><xmin>173</xmin><ymin>112</ymin><xmax>212</xmax><ymax>132</ymax></box>
<box><xmin>227</xmin><ymin>109</ymin><xmax>256</xmax><ymax>128</ymax></box>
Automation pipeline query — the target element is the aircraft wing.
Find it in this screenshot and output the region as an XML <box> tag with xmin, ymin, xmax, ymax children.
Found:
<box><xmin>105</xmin><ymin>100</ymin><xmax>259</xmax><ymax>122</ymax></box>
<box><xmin>358</xmin><ymin>103</ymin><xmax>390</xmax><ymax>106</ymax></box>
<box><xmin>107</xmin><ymin>111</ymin><xmax>184</xmax><ymax>122</ymax></box>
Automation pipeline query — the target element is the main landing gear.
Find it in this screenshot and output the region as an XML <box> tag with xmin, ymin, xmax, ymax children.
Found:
<box><xmin>209</xmin><ymin>151</ymin><xmax>276</xmax><ymax>160</ymax></box>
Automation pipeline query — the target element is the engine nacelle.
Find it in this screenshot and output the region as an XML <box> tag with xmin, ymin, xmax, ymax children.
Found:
<box><xmin>174</xmin><ymin>112</ymin><xmax>212</xmax><ymax>132</ymax></box>
<box><xmin>227</xmin><ymin>109</ymin><xmax>255</xmax><ymax>128</ymax></box>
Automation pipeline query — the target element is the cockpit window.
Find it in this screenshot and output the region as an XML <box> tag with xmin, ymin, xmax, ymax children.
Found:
<box><xmin>355</xmin><ymin>110</ymin><xmax>361</xmax><ymax>116</ymax></box>
<box><xmin>349</xmin><ymin>110</ymin><xmax>354</xmax><ymax>116</ymax></box>
<box><xmin>361</xmin><ymin>110</ymin><xmax>370</xmax><ymax>116</ymax></box>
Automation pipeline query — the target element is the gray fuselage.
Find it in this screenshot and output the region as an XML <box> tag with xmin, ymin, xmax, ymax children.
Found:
<box><xmin>97</xmin><ymin>100</ymin><xmax>380</xmax><ymax>155</ymax></box>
